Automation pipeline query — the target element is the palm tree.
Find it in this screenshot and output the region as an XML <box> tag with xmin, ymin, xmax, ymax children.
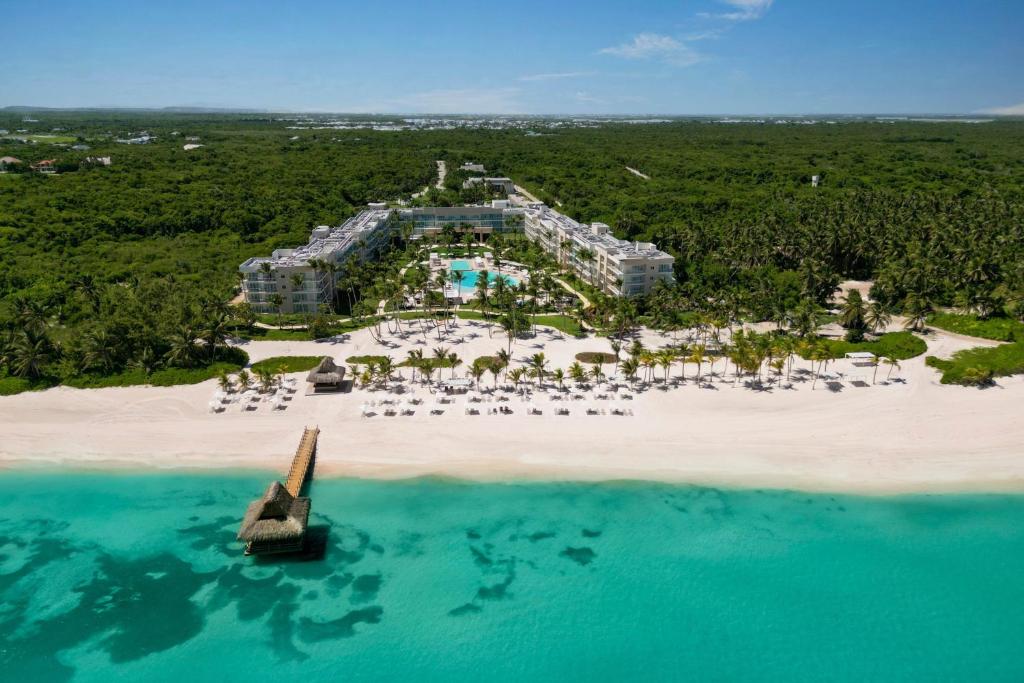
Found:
<box><xmin>470</xmin><ymin>361</ymin><xmax>486</xmax><ymax>388</ymax></box>
<box><xmin>508</xmin><ymin>367</ymin><xmax>526</xmax><ymax>390</ymax></box>
<box><xmin>407</xmin><ymin>349</ymin><xmax>423</xmax><ymax>382</ymax></box>
<box><xmin>487</xmin><ymin>362</ymin><xmax>502</xmax><ymax>388</ymax></box>
<box><xmin>621</xmin><ymin>357</ymin><xmax>639</xmax><ymax>386</ymax></box>
<box><xmin>903</xmin><ymin>293</ymin><xmax>931</xmax><ymax>332</ymax></box>
<box><xmin>447</xmin><ymin>352</ymin><xmax>462</xmax><ymax>379</ymax></box>
<box><xmin>376</xmin><ymin>356</ymin><xmax>395</xmax><ymax>387</ymax></box>
<box><xmin>568</xmin><ymin>361</ymin><xmax>587</xmax><ymax>386</ymax></box>
<box><xmin>609</xmin><ymin>339</ymin><xmax>622</xmax><ymax>374</ymax></box>
<box><xmin>688</xmin><ymin>344</ymin><xmax>706</xmax><ymax>385</ymax></box>
<box><xmin>865</xmin><ymin>302</ymin><xmax>892</xmax><ymax>335</ymax></box>
<box><xmin>496</xmin><ymin>348</ymin><xmax>512</xmax><ymax>381</ymax></box>
<box><xmin>236</xmin><ymin>370</ymin><xmax>252</xmax><ymax>392</ymax></box>
<box><xmin>255</xmin><ymin>367</ymin><xmax>275</xmax><ymax>393</ymax></box>
<box><xmin>839</xmin><ymin>289</ymin><xmax>867</xmax><ymax>333</ymax></box>
<box><xmin>884</xmin><ymin>357</ymin><xmax>901</xmax><ymax>380</ymax></box>
<box><xmin>657</xmin><ymin>349</ymin><xmax>674</xmax><ymax>382</ymax></box>
<box><xmin>11</xmin><ymin>329</ymin><xmax>55</xmax><ymax>380</ymax></box>
<box><xmin>675</xmin><ymin>343</ymin><xmax>689</xmax><ymax>381</ymax></box>
<box><xmin>165</xmin><ymin>324</ymin><xmax>199</xmax><ymax>368</ymax></box>
<box><xmin>589</xmin><ymin>363</ymin><xmax>604</xmax><ymax>386</ymax></box>
<box><xmin>552</xmin><ymin>368</ymin><xmax>565</xmax><ymax>390</ymax></box>
<box><xmin>269</xmin><ymin>293</ymin><xmax>285</xmax><ymax>325</ymax></box>
<box><xmin>217</xmin><ymin>370</ymin><xmax>234</xmax><ymax>393</ymax></box>
<box><xmin>202</xmin><ymin>313</ymin><xmax>231</xmax><ymax>361</ymax></box>
<box><xmin>529</xmin><ymin>352</ymin><xmax>548</xmax><ymax>387</ymax></box>
<box><xmin>131</xmin><ymin>345</ymin><xmax>161</xmax><ymax>378</ymax></box>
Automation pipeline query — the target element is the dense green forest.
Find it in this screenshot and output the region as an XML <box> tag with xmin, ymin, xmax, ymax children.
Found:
<box><xmin>2</xmin><ymin>112</ymin><xmax>1023</xmax><ymax>389</ymax></box>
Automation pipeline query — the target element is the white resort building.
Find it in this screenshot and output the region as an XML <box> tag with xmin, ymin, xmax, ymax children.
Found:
<box><xmin>239</xmin><ymin>209</ymin><xmax>394</xmax><ymax>314</ymax></box>
<box><xmin>239</xmin><ymin>181</ymin><xmax>675</xmax><ymax>312</ymax></box>
<box><xmin>523</xmin><ymin>204</ymin><xmax>675</xmax><ymax>296</ymax></box>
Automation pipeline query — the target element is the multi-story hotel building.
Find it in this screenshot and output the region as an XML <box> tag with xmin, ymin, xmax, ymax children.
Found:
<box><xmin>398</xmin><ymin>203</ymin><xmax>524</xmax><ymax>239</ymax></box>
<box><xmin>239</xmin><ymin>185</ymin><xmax>675</xmax><ymax>311</ymax></box>
<box><xmin>523</xmin><ymin>204</ymin><xmax>675</xmax><ymax>296</ymax></box>
<box><xmin>238</xmin><ymin>209</ymin><xmax>394</xmax><ymax>314</ymax></box>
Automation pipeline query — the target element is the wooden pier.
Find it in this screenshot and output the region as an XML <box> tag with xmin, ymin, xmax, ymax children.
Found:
<box><xmin>285</xmin><ymin>426</ymin><xmax>320</xmax><ymax>496</ymax></box>
<box><xmin>236</xmin><ymin>426</ymin><xmax>319</xmax><ymax>555</ymax></box>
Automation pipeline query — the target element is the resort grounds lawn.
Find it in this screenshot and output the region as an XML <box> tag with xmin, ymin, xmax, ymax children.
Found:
<box><xmin>927</xmin><ymin>313</ymin><xmax>1024</xmax><ymax>342</ymax></box>
<box><xmin>249</xmin><ymin>356</ymin><xmax>323</xmax><ymax>374</ymax></box>
<box><xmin>806</xmin><ymin>331</ymin><xmax>928</xmax><ymax>361</ymax></box>
<box><xmin>926</xmin><ymin>342</ymin><xmax>1024</xmax><ymax>385</ymax></box>
<box><xmin>532</xmin><ymin>315</ymin><xmax>585</xmax><ymax>336</ymax></box>
<box><xmin>232</xmin><ymin>318</ymin><xmax>375</xmax><ymax>341</ymax></box>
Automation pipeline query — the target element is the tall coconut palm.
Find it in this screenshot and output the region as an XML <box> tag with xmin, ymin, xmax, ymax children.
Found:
<box><xmin>470</xmin><ymin>361</ymin><xmax>486</xmax><ymax>388</ymax></box>
<box><xmin>11</xmin><ymin>329</ymin><xmax>55</xmax><ymax>380</ymax></box>
<box><xmin>488</xmin><ymin>361</ymin><xmax>502</xmax><ymax>388</ymax></box>
<box><xmin>447</xmin><ymin>352</ymin><xmax>462</xmax><ymax>379</ymax></box>
<box><xmin>407</xmin><ymin>349</ymin><xmax>423</xmax><ymax>382</ymax></box>
<box><xmin>528</xmin><ymin>352</ymin><xmax>548</xmax><ymax>387</ymax></box>
<box><xmin>202</xmin><ymin>312</ymin><xmax>231</xmax><ymax>361</ymax></box>
<box><xmin>884</xmin><ymin>357</ymin><xmax>901</xmax><ymax>380</ymax></box>
<box><xmin>688</xmin><ymin>344</ymin><xmax>706</xmax><ymax>385</ymax></box>
<box><xmin>865</xmin><ymin>302</ymin><xmax>892</xmax><ymax>335</ymax></box>
<box><xmin>568</xmin><ymin>361</ymin><xmax>587</xmax><ymax>387</ymax></box>
<box><xmin>496</xmin><ymin>348</ymin><xmax>512</xmax><ymax>381</ymax></box>
<box><xmin>552</xmin><ymin>368</ymin><xmax>565</xmax><ymax>390</ymax></box>
<box><xmin>269</xmin><ymin>293</ymin><xmax>285</xmax><ymax>325</ymax></box>
<box><xmin>609</xmin><ymin>339</ymin><xmax>622</xmax><ymax>374</ymax></box>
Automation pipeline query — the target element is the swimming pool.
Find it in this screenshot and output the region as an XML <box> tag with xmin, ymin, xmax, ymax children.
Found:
<box><xmin>452</xmin><ymin>270</ymin><xmax>518</xmax><ymax>290</ymax></box>
<box><xmin>450</xmin><ymin>259</ymin><xmax>473</xmax><ymax>272</ymax></box>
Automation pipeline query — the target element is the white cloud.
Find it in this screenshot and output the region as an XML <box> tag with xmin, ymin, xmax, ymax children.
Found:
<box><xmin>978</xmin><ymin>101</ymin><xmax>1024</xmax><ymax>116</ymax></box>
<box><xmin>702</xmin><ymin>0</ymin><xmax>774</xmax><ymax>21</ymax></box>
<box><xmin>599</xmin><ymin>33</ymin><xmax>703</xmax><ymax>67</ymax></box>
<box><xmin>518</xmin><ymin>71</ymin><xmax>594</xmax><ymax>82</ymax></box>
<box><xmin>574</xmin><ymin>91</ymin><xmax>604</xmax><ymax>104</ymax></box>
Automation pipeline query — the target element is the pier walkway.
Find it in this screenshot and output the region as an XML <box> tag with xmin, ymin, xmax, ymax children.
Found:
<box><xmin>285</xmin><ymin>426</ymin><xmax>320</xmax><ymax>496</ymax></box>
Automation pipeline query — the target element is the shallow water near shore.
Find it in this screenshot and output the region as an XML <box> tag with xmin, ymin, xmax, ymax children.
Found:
<box><xmin>2</xmin><ymin>471</ymin><xmax>1023</xmax><ymax>681</ymax></box>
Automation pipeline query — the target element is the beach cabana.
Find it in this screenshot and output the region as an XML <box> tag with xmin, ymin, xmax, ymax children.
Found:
<box><xmin>306</xmin><ymin>357</ymin><xmax>346</xmax><ymax>392</ymax></box>
<box><xmin>237</xmin><ymin>481</ymin><xmax>310</xmax><ymax>555</ymax></box>
<box><xmin>845</xmin><ymin>351</ymin><xmax>876</xmax><ymax>367</ymax></box>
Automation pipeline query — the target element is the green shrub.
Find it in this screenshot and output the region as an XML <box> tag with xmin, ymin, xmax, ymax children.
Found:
<box><xmin>926</xmin><ymin>342</ymin><xmax>1024</xmax><ymax>385</ymax></box>
<box><xmin>575</xmin><ymin>352</ymin><xmax>617</xmax><ymax>364</ymax></box>
<box><xmin>806</xmin><ymin>331</ymin><xmax>927</xmax><ymax>361</ymax></box>
<box><xmin>0</xmin><ymin>375</ymin><xmax>55</xmax><ymax>396</ymax></box>
<box><xmin>250</xmin><ymin>356</ymin><xmax>322</xmax><ymax>374</ymax></box>
<box><xmin>927</xmin><ymin>313</ymin><xmax>1023</xmax><ymax>342</ymax></box>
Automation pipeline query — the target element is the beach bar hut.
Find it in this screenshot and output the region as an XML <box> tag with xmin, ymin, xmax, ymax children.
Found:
<box><xmin>306</xmin><ymin>356</ymin><xmax>345</xmax><ymax>392</ymax></box>
<box><xmin>237</xmin><ymin>481</ymin><xmax>310</xmax><ymax>555</ymax></box>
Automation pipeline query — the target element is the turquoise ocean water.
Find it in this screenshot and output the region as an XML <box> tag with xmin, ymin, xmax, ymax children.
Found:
<box><xmin>2</xmin><ymin>471</ymin><xmax>1023</xmax><ymax>681</ymax></box>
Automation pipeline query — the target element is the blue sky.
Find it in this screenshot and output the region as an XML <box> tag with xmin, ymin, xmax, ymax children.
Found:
<box><xmin>3</xmin><ymin>0</ymin><xmax>1022</xmax><ymax>114</ymax></box>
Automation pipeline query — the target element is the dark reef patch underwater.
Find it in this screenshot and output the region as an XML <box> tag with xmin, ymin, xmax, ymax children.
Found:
<box><xmin>1</xmin><ymin>472</ymin><xmax>1024</xmax><ymax>681</ymax></box>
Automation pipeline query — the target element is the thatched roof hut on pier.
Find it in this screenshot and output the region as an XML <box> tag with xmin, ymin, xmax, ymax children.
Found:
<box><xmin>237</xmin><ymin>481</ymin><xmax>310</xmax><ymax>555</ymax></box>
<box><xmin>306</xmin><ymin>356</ymin><xmax>345</xmax><ymax>392</ymax></box>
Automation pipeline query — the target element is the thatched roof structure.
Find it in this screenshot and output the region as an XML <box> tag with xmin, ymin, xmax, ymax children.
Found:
<box><xmin>306</xmin><ymin>356</ymin><xmax>345</xmax><ymax>387</ymax></box>
<box><xmin>237</xmin><ymin>481</ymin><xmax>310</xmax><ymax>546</ymax></box>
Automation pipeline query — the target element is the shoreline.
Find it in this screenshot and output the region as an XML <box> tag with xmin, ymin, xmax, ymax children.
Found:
<box><xmin>3</xmin><ymin>320</ymin><xmax>1022</xmax><ymax>497</ymax></box>
<box><xmin>3</xmin><ymin>443</ymin><xmax>1024</xmax><ymax>497</ymax></box>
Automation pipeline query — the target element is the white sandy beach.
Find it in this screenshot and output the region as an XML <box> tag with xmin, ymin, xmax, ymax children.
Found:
<box><xmin>1</xmin><ymin>318</ymin><xmax>1021</xmax><ymax>494</ymax></box>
